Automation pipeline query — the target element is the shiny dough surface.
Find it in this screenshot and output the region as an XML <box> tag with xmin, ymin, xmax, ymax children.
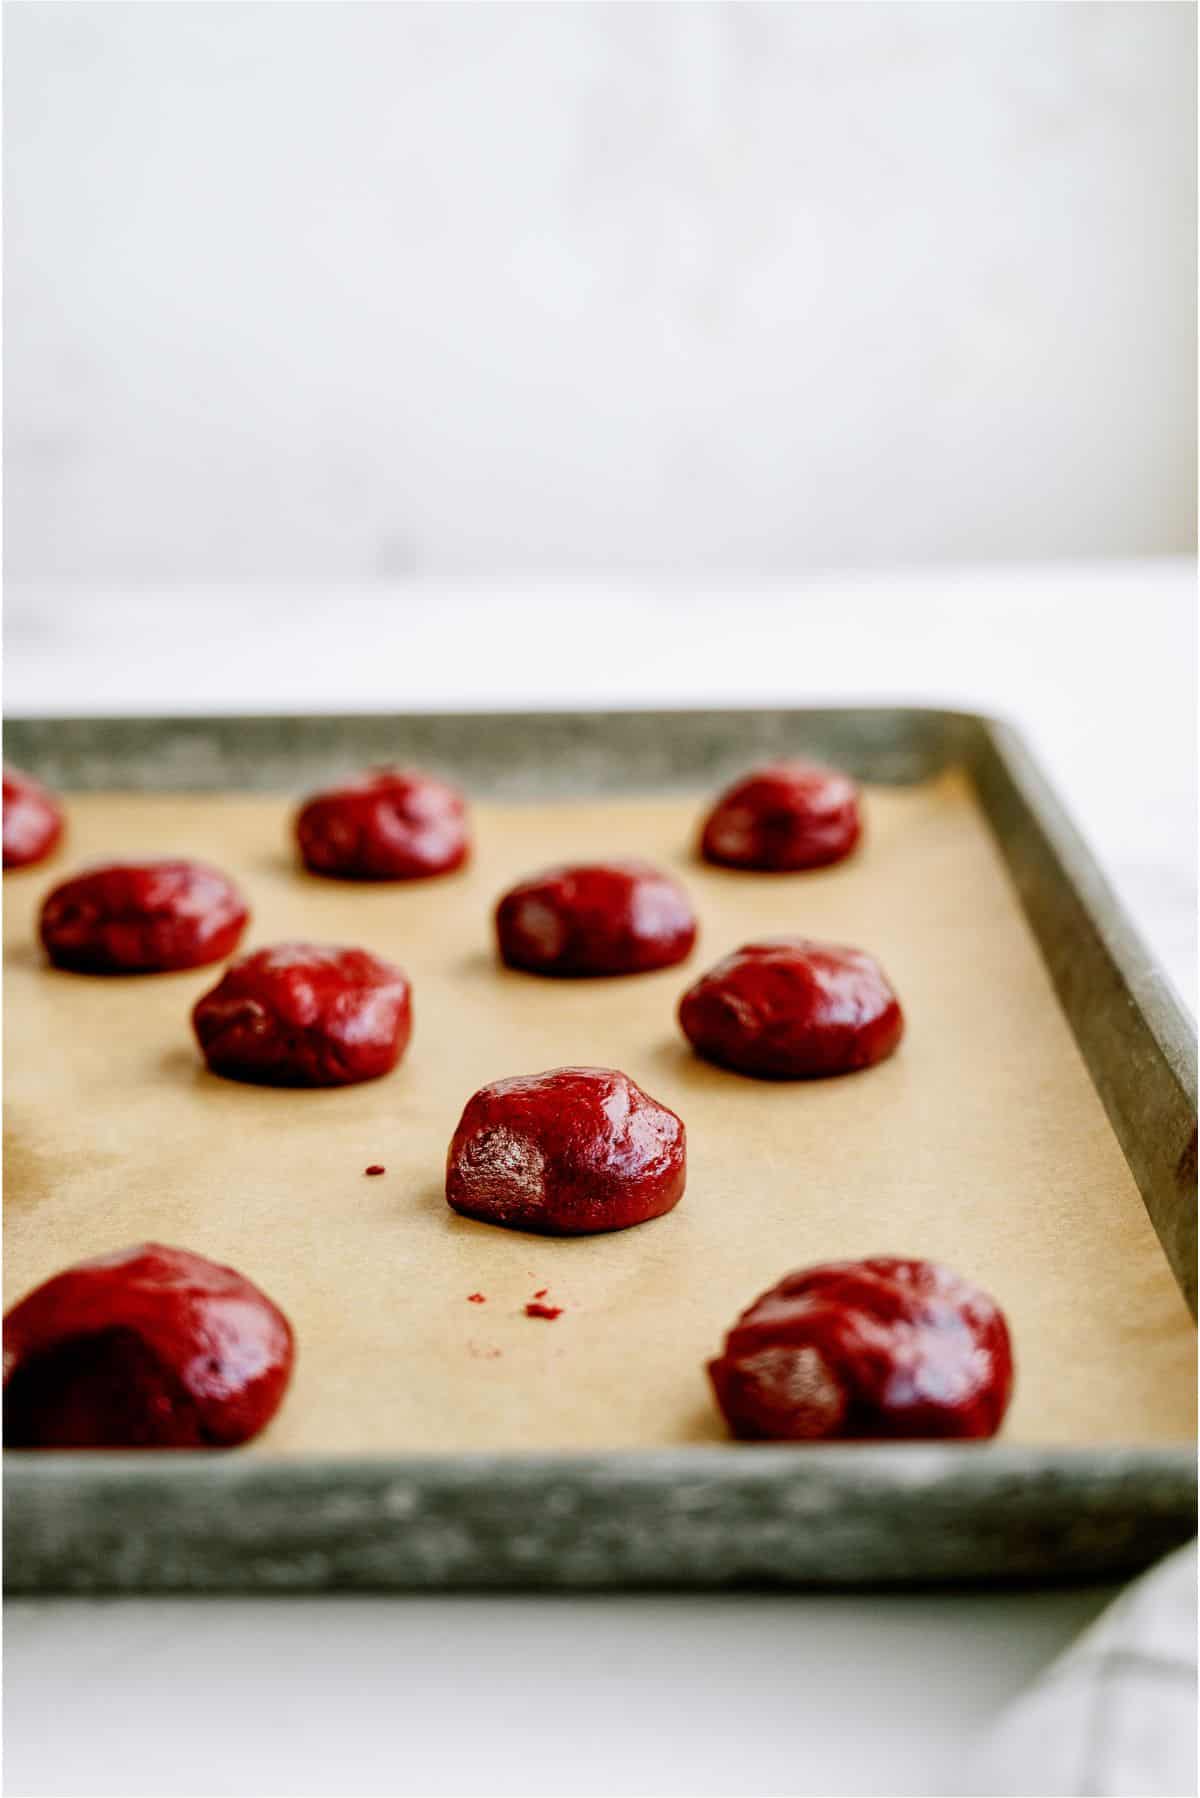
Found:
<box><xmin>4</xmin><ymin>775</ymin><xmax>1194</xmax><ymax>1454</ymax></box>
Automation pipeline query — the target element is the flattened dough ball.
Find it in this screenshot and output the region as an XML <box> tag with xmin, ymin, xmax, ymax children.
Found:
<box><xmin>3</xmin><ymin>766</ymin><xmax>64</xmax><ymax>870</ymax></box>
<box><xmin>39</xmin><ymin>860</ymin><xmax>249</xmax><ymax>974</ymax></box>
<box><xmin>495</xmin><ymin>860</ymin><xmax>697</xmax><ymax>976</ymax></box>
<box><xmin>296</xmin><ymin>767</ymin><xmax>469</xmax><ymax>880</ymax></box>
<box><xmin>708</xmin><ymin>1257</ymin><xmax>1013</xmax><ymax>1442</ymax></box>
<box><xmin>193</xmin><ymin>941</ymin><xmax>412</xmax><ymax>1087</ymax></box>
<box><xmin>3</xmin><ymin>1243</ymin><xmax>294</xmax><ymax>1449</ymax></box>
<box><xmin>700</xmin><ymin>760</ymin><xmax>861</xmax><ymax>871</ymax></box>
<box><xmin>679</xmin><ymin>937</ymin><xmax>903</xmax><ymax>1078</ymax></box>
<box><xmin>446</xmin><ymin>1066</ymin><xmax>686</xmax><ymax>1234</ymax></box>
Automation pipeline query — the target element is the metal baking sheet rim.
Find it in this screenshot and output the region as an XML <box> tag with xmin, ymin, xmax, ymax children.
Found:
<box><xmin>3</xmin><ymin>705</ymin><xmax>1196</xmax><ymax>1591</ymax></box>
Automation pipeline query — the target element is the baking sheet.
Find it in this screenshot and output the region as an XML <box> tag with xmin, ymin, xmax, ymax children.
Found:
<box><xmin>4</xmin><ymin>774</ymin><xmax>1194</xmax><ymax>1453</ymax></box>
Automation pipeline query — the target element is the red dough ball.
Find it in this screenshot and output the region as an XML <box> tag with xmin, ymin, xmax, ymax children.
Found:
<box><xmin>700</xmin><ymin>760</ymin><xmax>861</xmax><ymax>871</ymax></box>
<box><xmin>192</xmin><ymin>941</ymin><xmax>412</xmax><ymax>1087</ymax></box>
<box><xmin>678</xmin><ymin>937</ymin><xmax>903</xmax><ymax>1079</ymax></box>
<box><xmin>708</xmin><ymin>1257</ymin><xmax>1013</xmax><ymax>1442</ymax></box>
<box><xmin>3</xmin><ymin>766</ymin><xmax>64</xmax><ymax>870</ymax></box>
<box><xmin>39</xmin><ymin>861</ymin><xmax>249</xmax><ymax>974</ymax></box>
<box><xmin>296</xmin><ymin>767</ymin><xmax>469</xmax><ymax>881</ymax></box>
<box><xmin>446</xmin><ymin>1066</ymin><xmax>686</xmax><ymax>1235</ymax></box>
<box><xmin>495</xmin><ymin>860</ymin><xmax>697</xmax><ymax>977</ymax></box>
<box><xmin>3</xmin><ymin>1243</ymin><xmax>294</xmax><ymax>1449</ymax></box>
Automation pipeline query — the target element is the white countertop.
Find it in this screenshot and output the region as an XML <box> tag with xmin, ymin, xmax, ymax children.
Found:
<box><xmin>4</xmin><ymin>559</ymin><xmax>1195</xmax><ymax>1797</ymax></box>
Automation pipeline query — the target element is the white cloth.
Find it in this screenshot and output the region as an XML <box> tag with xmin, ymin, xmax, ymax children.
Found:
<box><xmin>968</xmin><ymin>1542</ymin><xmax>1198</xmax><ymax>1797</ymax></box>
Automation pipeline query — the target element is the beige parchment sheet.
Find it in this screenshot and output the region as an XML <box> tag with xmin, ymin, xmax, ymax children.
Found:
<box><xmin>3</xmin><ymin>775</ymin><xmax>1195</xmax><ymax>1453</ymax></box>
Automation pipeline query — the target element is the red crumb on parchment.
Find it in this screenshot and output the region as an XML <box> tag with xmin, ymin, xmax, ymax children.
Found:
<box><xmin>524</xmin><ymin>1302</ymin><xmax>563</xmax><ymax>1321</ymax></box>
<box><xmin>467</xmin><ymin>1292</ymin><xmax>487</xmax><ymax>1304</ymax></box>
<box><xmin>364</xmin><ymin>1165</ymin><xmax>386</xmax><ymax>1176</ymax></box>
<box><xmin>532</xmin><ymin>1288</ymin><xmax>548</xmax><ymax>1299</ymax></box>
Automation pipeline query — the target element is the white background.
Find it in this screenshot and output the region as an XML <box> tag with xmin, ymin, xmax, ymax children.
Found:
<box><xmin>4</xmin><ymin>1</ymin><xmax>1196</xmax><ymax>584</ymax></box>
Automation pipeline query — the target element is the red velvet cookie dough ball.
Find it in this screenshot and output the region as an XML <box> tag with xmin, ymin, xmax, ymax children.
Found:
<box><xmin>495</xmin><ymin>861</ymin><xmax>697</xmax><ymax>977</ymax></box>
<box><xmin>708</xmin><ymin>1257</ymin><xmax>1013</xmax><ymax>1442</ymax></box>
<box><xmin>39</xmin><ymin>861</ymin><xmax>249</xmax><ymax>974</ymax></box>
<box><xmin>296</xmin><ymin>767</ymin><xmax>469</xmax><ymax>881</ymax></box>
<box><xmin>3</xmin><ymin>766</ymin><xmax>64</xmax><ymax>870</ymax></box>
<box><xmin>700</xmin><ymin>760</ymin><xmax>861</xmax><ymax>871</ymax></box>
<box><xmin>192</xmin><ymin>941</ymin><xmax>412</xmax><ymax>1087</ymax></box>
<box><xmin>3</xmin><ymin>1243</ymin><xmax>295</xmax><ymax>1449</ymax></box>
<box><xmin>679</xmin><ymin>938</ymin><xmax>903</xmax><ymax>1078</ymax></box>
<box><xmin>446</xmin><ymin>1066</ymin><xmax>686</xmax><ymax>1235</ymax></box>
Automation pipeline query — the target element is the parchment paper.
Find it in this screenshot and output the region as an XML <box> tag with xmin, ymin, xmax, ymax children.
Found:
<box><xmin>4</xmin><ymin>776</ymin><xmax>1194</xmax><ymax>1452</ymax></box>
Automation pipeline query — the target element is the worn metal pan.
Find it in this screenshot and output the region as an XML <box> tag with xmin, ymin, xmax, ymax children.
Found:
<box><xmin>3</xmin><ymin>707</ymin><xmax>1195</xmax><ymax>1590</ymax></box>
